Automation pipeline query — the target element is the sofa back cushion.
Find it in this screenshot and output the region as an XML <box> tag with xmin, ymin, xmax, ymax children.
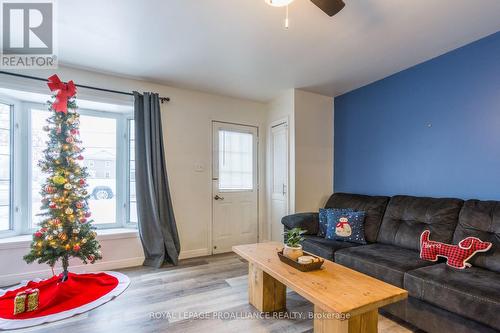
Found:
<box><xmin>325</xmin><ymin>193</ymin><xmax>389</xmax><ymax>243</ymax></box>
<box><xmin>377</xmin><ymin>195</ymin><xmax>463</xmax><ymax>251</ymax></box>
<box><xmin>453</xmin><ymin>200</ymin><xmax>500</xmax><ymax>273</ymax></box>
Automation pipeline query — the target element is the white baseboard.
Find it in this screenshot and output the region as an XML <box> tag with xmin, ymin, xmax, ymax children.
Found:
<box><xmin>0</xmin><ymin>257</ymin><xmax>144</xmax><ymax>287</ymax></box>
<box><xmin>179</xmin><ymin>248</ymin><xmax>210</xmax><ymax>259</ymax></box>
<box><xmin>1</xmin><ymin>249</ymin><xmax>214</xmax><ymax>287</ymax></box>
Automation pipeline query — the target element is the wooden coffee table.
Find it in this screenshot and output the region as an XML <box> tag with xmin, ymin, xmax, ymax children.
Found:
<box><xmin>233</xmin><ymin>242</ymin><xmax>408</xmax><ymax>333</ymax></box>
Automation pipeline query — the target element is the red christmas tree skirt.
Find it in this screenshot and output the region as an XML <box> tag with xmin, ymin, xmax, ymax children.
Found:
<box><xmin>0</xmin><ymin>271</ymin><xmax>129</xmax><ymax>330</ymax></box>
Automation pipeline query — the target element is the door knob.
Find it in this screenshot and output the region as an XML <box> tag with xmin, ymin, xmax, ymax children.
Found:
<box><xmin>214</xmin><ymin>194</ymin><xmax>225</xmax><ymax>201</ymax></box>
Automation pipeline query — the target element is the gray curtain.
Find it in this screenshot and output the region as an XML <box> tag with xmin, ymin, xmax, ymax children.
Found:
<box><xmin>134</xmin><ymin>92</ymin><xmax>180</xmax><ymax>267</ymax></box>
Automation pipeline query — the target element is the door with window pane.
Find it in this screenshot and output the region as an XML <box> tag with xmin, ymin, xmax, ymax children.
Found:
<box><xmin>212</xmin><ymin>122</ymin><xmax>258</xmax><ymax>254</ymax></box>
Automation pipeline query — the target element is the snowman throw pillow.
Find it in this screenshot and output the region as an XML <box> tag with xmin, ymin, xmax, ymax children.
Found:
<box><xmin>325</xmin><ymin>210</ymin><xmax>367</xmax><ymax>244</ymax></box>
<box><xmin>318</xmin><ymin>208</ymin><xmax>354</xmax><ymax>237</ymax></box>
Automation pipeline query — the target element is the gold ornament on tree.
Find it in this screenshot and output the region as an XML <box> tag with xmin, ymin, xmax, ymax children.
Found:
<box><xmin>52</xmin><ymin>175</ymin><xmax>66</xmax><ymax>185</ymax></box>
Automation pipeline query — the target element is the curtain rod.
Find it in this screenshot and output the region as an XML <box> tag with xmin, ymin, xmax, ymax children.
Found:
<box><xmin>0</xmin><ymin>71</ymin><xmax>171</xmax><ymax>103</ymax></box>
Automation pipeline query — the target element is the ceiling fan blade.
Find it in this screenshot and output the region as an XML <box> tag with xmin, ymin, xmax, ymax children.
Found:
<box><xmin>310</xmin><ymin>0</ymin><xmax>346</xmax><ymax>17</ymax></box>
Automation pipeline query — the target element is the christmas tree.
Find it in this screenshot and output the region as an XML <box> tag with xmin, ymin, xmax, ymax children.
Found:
<box><xmin>24</xmin><ymin>75</ymin><xmax>102</xmax><ymax>282</ymax></box>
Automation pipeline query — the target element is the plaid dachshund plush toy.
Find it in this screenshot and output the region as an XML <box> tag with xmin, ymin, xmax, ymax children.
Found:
<box><xmin>420</xmin><ymin>230</ymin><xmax>492</xmax><ymax>269</ymax></box>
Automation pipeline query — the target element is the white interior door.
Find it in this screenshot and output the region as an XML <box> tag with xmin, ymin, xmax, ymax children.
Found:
<box><xmin>212</xmin><ymin>122</ymin><xmax>258</xmax><ymax>254</ymax></box>
<box><xmin>270</xmin><ymin>122</ymin><xmax>288</xmax><ymax>242</ymax></box>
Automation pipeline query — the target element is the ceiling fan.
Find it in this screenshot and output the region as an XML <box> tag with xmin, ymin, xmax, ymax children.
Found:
<box><xmin>266</xmin><ymin>0</ymin><xmax>346</xmax><ymax>17</ymax></box>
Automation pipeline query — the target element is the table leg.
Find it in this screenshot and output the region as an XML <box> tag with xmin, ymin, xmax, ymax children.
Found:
<box><xmin>313</xmin><ymin>305</ymin><xmax>378</xmax><ymax>333</ymax></box>
<box><xmin>248</xmin><ymin>262</ymin><xmax>286</xmax><ymax>312</ymax></box>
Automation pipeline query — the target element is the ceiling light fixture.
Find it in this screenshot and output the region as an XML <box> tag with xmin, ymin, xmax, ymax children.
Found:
<box><xmin>266</xmin><ymin>0</ymin><xmax>346</xmax><ymax>29</ymax></box>
<box><xmin>266</xmin><ymin>0</ymin><xmax>295</xmax><ymax>29</ymax></box>
<box><xmin>265</xmin><ymin>0</ymin><xmax>295</xmax><ymax>7</ymax></box>
<box><xmin>266</xmin><ymin>0</ymin><xmax>347</xmax><ymax>25</ymax></box>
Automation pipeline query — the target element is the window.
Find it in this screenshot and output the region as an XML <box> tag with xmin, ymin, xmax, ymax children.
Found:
<box><xmin>79</xmin><ymin>114</ymin><xmax>117</xmax><ymax>225</ymax></box>
<box><xmin>218</xmin><ymin>130</ymin><xmax>254</xmax><ymax>191</ymax></box>
<box><xmin>1</xmin><ymin>99</ymin><xmax>136</xmax><ymax>238</ymax></box>
<box><xmin>0</xmin><ymin>103</ymin><xmax>11</xmax><ymax>232</ymax></box>
<box><xmin>30</xmin><ymin>108</ymin><xmax>50</xmax><ymax>228</ymax></box>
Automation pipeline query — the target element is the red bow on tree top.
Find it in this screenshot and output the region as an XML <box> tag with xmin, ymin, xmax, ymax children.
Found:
<box><xmin>47</xmin><ymin>74</ymin><xmax>77</xmax><ymax>114</ymax></box>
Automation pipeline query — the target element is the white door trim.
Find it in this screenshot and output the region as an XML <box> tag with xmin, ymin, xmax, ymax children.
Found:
<box><xmin>268</xmin><ymin>117</ymin><xmax>290</xmax><ymax>241</ymax></box>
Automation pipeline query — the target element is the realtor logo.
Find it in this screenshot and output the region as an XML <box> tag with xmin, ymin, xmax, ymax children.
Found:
<box><xmin>1</xmin><ymin>0</ymin><xmax>57</xmax><ymax>68</ymax></box>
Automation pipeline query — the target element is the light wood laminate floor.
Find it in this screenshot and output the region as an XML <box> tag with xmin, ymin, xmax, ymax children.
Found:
<box><xmin>12</xmin><ymin>253</ymin><xmax>421</xmax><ymax>333</ymax></box>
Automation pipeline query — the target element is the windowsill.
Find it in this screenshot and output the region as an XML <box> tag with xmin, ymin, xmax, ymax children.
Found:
<box><xmin>0</xmin><ymin>228</ymin><xmax>139</xmax><ymax>250</ymax></box>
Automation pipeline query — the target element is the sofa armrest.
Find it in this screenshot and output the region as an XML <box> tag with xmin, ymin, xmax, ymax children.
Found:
<box><xmin>281</xmin><ymin>213</ymin><xmax>319</xmax><ymax>235</ymax></box>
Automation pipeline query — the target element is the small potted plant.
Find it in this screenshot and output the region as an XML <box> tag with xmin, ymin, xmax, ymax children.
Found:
<box><xmin>283</xmin><ymin>228</ymin><xmax>306</xmax><ymax>261</ymax></box>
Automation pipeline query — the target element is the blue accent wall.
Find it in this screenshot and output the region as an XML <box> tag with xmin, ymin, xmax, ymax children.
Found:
<box><xmin>334</xmin><ymin>31</ymin><xmax>500</xmax><ymax>200</ymax></box>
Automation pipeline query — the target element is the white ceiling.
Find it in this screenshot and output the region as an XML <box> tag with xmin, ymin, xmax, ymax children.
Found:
<box><xmin>58</xmin><ymin>0</ymin><xmax>500</xmax><ymax>102</ymax></box>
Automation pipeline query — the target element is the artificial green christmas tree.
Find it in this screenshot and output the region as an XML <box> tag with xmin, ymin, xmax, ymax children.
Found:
<box><xmin>24</xmin><ymin>75</ymin><xmax>102</xmax><ymax>282</ymax></box>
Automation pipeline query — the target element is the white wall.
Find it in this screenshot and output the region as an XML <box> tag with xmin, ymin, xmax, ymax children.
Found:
<box><xmin>294</xmin><ymin>90</ymin><xmax>334</xmax><ymax>212</ymax></box>
<box><xmin>0</xmin><ymin>67</ymin><xmax>267</xmax><ymax>285</ymax></box>
<box><xmin>265</xmin><ymin>89</ymin><xmax>334</xmax><ymax>239</ymax></box>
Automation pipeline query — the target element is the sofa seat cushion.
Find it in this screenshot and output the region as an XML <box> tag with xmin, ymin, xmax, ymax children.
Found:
<box><xmin>405</xmin><ymin>263</ymin><xmax>500</xmax><ymax>330</ymax></box>
<box><xmin>301</xmin><ymin>236</ymin><xmax>358</xmax><ymax>261</ymax></box>
<box><xmin>335</xmin><ymin>243</ymin><xmax>435</xmax><ymax>287</ymax></box>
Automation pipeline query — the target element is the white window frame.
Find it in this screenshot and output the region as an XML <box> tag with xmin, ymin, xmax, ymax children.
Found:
<box><xmin>212</xmin><ymin>123</ymin><xmax>258</xmax><ymax>193</ymax></box>
<box><xmin>0</xmin><ymin>97</ymin><xmax>136</xmax><ymax>238</ymax></box>
<box><xmin>0</xmin><ymin>97</ymin><xmax>19</xmax><ymax>238</ymax></box>
<box><xmin>125</xmin><ymin>117</ymin><xmax>137</xmax><ymax>227</ymax></box>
